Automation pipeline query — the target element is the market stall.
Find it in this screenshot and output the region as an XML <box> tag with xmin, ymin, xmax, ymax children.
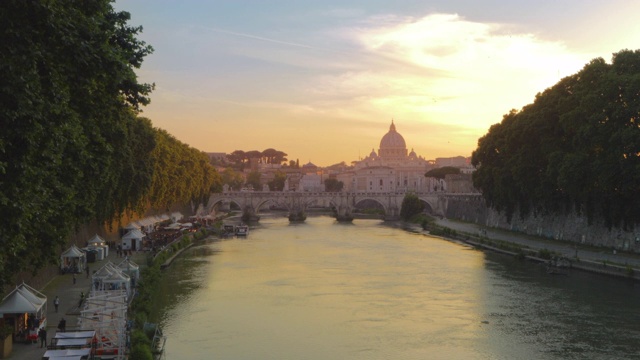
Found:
<box><xmin>120</xmin><ymin>229</ymin><xmax>145</xmax><ymax>251</ymax></box>
<box><xmin>60</xmin><ymin>245</ymin><xmax>86</xmax><ymax>274</ymax></box>
<box><xmin>0</xmin><ymin>283</ymin><xmax>47</xmax><ymax>343</ymax></box>
<box><xmin>87</xmin><ymin>234</ymin><xmax>109</xmax><ymax>257</ymax></box>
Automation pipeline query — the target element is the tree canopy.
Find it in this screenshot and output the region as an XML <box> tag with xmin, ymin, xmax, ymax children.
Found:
<box><xmin>400</xmin><ymin>194</ymin><xmax>425</xmax><ymax>221</ymax></box>
<box><xmin>226</xmin><ymin>148</ymin><xmax>289</xmax><ymax>170</ymax></box>
<box><xmin>471</xmin><ymin>49</ymin><xmax>640</xmax><ymax>229</ymax></box>
<box><xmin>0</xmin><ymin>1</ymin><xmax>221</xmax><ymax>291</ymax></box>
<box><xmin>324</xmin><ymin>178</ymin><xmax>344</xmax><ymax>192</ymax></box>
<box><xmin>425</xmin><ymin>166</ymin><xmax>461</xmax><ymax>179</ymax></box>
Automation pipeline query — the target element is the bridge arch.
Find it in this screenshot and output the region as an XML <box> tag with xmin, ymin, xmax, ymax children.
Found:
<box><xmin>207</xmin><ymin>191</ymin><xmax>452</xmax><ymax>223</ymax></box>
<box><xmin>353</xmin><ymin>197</ymin><xmax>388</xmax><ymax>215</ymax></box>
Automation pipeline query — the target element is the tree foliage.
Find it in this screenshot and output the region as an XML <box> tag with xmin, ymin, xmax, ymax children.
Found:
<box><xmin>226</xmin><ymin>148</ymin><xmax>289</xmax><ymax>169</ymax></box>
<box><xmin>400</xmin><ymin>194</ymin><xmax>425</xmax><ymax>221</ymax></box>
<box><xmin>324</xmin><ymin>178</ymin><xmax>344</xmax><ymax>192</ymax></box>
<box><xmin>0</xmin><ymin>1</ymin><xmax>221</xmax><ymax>291</ymax></box>
<box><xmin>267</xmin><ymin>171</ymin><xmax>288</xmax><ymax>191</ymax></box>
<box><xmin>246</xmin><ymin>171</ymin><xmax>262</xmax><ymax>191</ymax></box>
<box><xmin>146</xmin><ymin>129</ymin><xmax>222</xmax><ymax>210</ymax></box>
<box><xmin>471</xmin><ymin>49</ymin><xmax>640</xmax><ymax>229</ymax></box>
<box><xmin>0</xmin><ymin>0</ymin><xmax>156</xmax><ymax>290</ymax></box>
<box><xmin>425</xmin><ymin>166</ymin><xmax>461</xmax><ymax>179</ymax></box>
<box><xmin>221</xmin><ymin>168</ymin><xmax>245</xmax><ymax>191</ymax></box>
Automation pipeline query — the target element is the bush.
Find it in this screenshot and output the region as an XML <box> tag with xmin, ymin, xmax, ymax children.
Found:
<box><xmin>537</xmin><ymin>249</ymin><xmax>553</xmax><ymax>260</ymax></box>
<box><xmin>129</xmin><ymin>344</ymin><xmax>153</xmax><ymax>360</ymax></box>
<box><xmin>400</xmin><ymin>194</ymin><xmax>425</xmax><ymax>221</ymax></box>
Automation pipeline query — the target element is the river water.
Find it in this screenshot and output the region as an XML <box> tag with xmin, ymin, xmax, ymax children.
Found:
<box><xmin>152</xmin><ymin>216</ymin><xmax>640</xmax><ymax>360</ymax></box>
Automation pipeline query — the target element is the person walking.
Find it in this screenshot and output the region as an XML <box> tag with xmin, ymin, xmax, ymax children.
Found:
<box><xmin>38</xmin><ymin>327</ymin><xmax>47</xmax><ymax>348</ymax></box>
<box><xmin>79</xmin><ymin>291</ymin><xmax>85</xmax><ymax>307</ymax></box>
<box><xmin>58</xmin><ymin>318</ymin><xmax>66</xmax><ymax>333</ymax></box>
<box><xmin>54</xmin><ymin>296</ymin><xmax>59</xmax><ymax>313</ymax></box>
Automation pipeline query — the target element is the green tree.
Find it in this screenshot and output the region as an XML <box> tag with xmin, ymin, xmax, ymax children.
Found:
<box><xmin>246</xmin><ymin>171</ymin><xmax>261</xmax><ymax>190</ymax></box>
<box><xmin>221</xmin><ymin>168</ymin><xmax>245</xmax><ymax>191</ymax></box>
<box><xmin>324</xmin><ymin>178</ymin><xmax>344</xmax><ymax>192</ymax></box>
<box><xmin>425</xmin><ymin>166</ymin><xmax>461</xmax><ymax>179</ymax></box>
<box><xmin>268</xmin><ymin>171</ymin><xmax>288</xmax><ymax>191</ymax></box>
<box><xmin>472</xmin><ymin>49</ymin><xmax>640</xmax><ymax>229</ymax></box>
<box><xmin>0</xmin><ymin>0</ymin><xmax>154</xmax><ymax>290</ymax></box>
<box><xmin>400</xmin><ymin>194</ymin><xmax>425</xmax><ymax>221</ymax></box>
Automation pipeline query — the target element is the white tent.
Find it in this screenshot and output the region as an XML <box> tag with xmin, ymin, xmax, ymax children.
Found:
<box><xmin>87</xmin><ymin>234</ymin><xmax>106</xmax><ymax>247</ymax></box>
<box><xmin>117</xmin><ymin>259</ymin><xmax>140</xmax><ymax>281</ymax></box>
<box><xmin>0</xmin><ymin>286</ymin><xmax>46</xmax><ymax>315</ymax></box>
<box><xmin>123</xmin><ymin>223</ymin><xmax>140</xmax><ymax>231</ymax></box>
<box><xmin>87</xmin><ymin>234</ymin><xmax>109</xmax><ymax>258</ymax></box>
<box><xmin>170</xmin><ymin>211</ymin><xmax>183</xmax><ymax>222</ymax></box>
<box><xmin>60</xmin><ymin>245</ymin><xmax>86</xmax><ymax>273</ymax></box>
<box><xmin>91</xmin><ymin>263</ymin><xmax>131</xmax><ymax>296</ymax></box>
<box><xmin>0</xmin><ymin>283</ymin><xmax>48</xmax><ymax>342</ymax></box>
<box><xmin>120</xmin><ymin>229</ymin><xmax>145</xmax><ymax>251</ymax></box>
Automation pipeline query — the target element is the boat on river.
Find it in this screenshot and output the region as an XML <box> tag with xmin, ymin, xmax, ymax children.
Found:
<box><xmin>222</xmin><ymin>224</ymin><xmax>235</xmax><ymax>236</ymax></box>
<box><xmin>235</xmin><ymin>224</ymin><xmax>249</xmax><ymax>236</ymax></box>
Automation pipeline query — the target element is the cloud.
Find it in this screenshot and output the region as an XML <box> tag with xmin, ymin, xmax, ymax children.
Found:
<box><xmin>313</xmin><ymin>13</ymin><xmax>591</xmax><ymax>128</ymax></box>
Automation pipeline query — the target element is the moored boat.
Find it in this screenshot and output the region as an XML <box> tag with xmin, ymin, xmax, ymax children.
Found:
<box><xmin>235</xmin><ymin>224</ymin><xmax>249</xmax><ymax>236</ymax></box>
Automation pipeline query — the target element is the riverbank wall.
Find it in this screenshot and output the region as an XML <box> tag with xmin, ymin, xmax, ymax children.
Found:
<box><xmin>444</xmin><ymin>195</ymin><xmax>640</xmax><ymax>254</ymax></box>
<box><xmin>428</xmin><ymin>219</ymin><xmax>640</xmax><ymax>282</ymax></box>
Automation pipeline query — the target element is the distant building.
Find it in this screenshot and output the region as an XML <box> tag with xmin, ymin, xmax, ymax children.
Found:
<box><xmin>435</xmin><ymin>156</ymin><xmax>468</xmax><ymax>168</ymax></box>
<box><xmin>445</xmin><ymin>174</ymin><xmax>478</xmax><ymax>193</ymax></box>
<box><xmin>299</xmin><ymin>173</ymin><xmax>323</xmax><ymax>192</ymax></box>
<box><xmin>343</xmin><ymin>120</ymin><xmax>443</xmax><ymax>193</ymax></box>
<box><xmin>206</xmin><ymin>152</ymin><xmax>227</xmax><ymax>162</ymax></box>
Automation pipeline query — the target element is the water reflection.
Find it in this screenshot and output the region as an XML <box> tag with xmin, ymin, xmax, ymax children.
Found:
<box><xmin>151</xmin><ymin>216</ymin><xmax>640</xmax><ymax>360</ymax></box>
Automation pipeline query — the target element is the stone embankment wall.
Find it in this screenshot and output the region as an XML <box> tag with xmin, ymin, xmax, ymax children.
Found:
<box><xmin>444</xmin><ymin>195</ymin><xmax>640</xmax><ymax>253</ymax></box>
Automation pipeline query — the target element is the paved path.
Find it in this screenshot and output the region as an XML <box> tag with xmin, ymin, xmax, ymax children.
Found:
<box><xmin>6</xmin><ymin>249</ymin><xmax>143</xmax><ymax>360</ymax></box>
<box><xmin>434</xmin><ymin>218</ymin><xmax>640</xmax><ymax>268</ymax></box>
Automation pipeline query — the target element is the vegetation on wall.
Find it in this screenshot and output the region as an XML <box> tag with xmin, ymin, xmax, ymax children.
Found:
<box><xmin>472</xmin><ymin>49</ymin><xmax>640</xmax><ymax>230</ymax></box>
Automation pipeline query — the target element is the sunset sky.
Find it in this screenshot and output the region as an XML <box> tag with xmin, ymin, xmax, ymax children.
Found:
<box><xmin>117</xmin><ymin>0</ymin><xmax>640</xmax><ymax>166</ymax></box>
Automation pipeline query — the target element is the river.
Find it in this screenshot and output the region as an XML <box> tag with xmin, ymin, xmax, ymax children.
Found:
<box><xmin>151</xmin><ymin>216</ymin><xmax>640</xmax><ymax>359</ymax></box>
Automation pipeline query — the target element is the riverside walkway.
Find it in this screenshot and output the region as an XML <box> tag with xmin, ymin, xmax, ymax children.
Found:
<box><xmin>6</xmin><ymin>249</ymin><xmax>145</xmax><ymax>360</ymax></box>
<box><xmin>434</xmin><ymin>217</ymin><xmax>640</xmax><ymax>277</ymax></box>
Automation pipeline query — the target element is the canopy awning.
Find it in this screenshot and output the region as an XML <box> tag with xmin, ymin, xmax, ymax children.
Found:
<box><xmin>0</xmin><ymin>283</ymin><xmax>46</xmax><ymax>315</ymax></box>
<box><xmin>87</xmin><ymin>234</ymin><xmax>106</xmax><ymax>246</ymax></box>
<box><xmin>121</xmin><ymin>229</ymin><xmax>145</xmax><ymax>241</ymax></box>
<box><xmin>61</xmin><ymin>245</ymin><xmax>84</xmax><ymax>258</ymax></box>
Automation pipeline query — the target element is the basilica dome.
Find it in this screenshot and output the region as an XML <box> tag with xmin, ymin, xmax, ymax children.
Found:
<box><xmin>378</xmin><ymin>120</ymin><xmax>408</xmax><ymax>160</ymax></box>
<box><xmin>379</xmin><ymin>121</ymin><xmax>406</xmax><ymax>150</ymax></box>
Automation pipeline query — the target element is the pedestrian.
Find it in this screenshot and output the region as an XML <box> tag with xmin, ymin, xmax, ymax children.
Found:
<box><xmin>54</xmin><ymin>296</ymin><xmax>59</xmax><ymax>313</ymax></box>
<box><xmin>72</xmin><ymin>273</ymin><xmax>76</xmax><ymax>285</ymax></box>
<box><xmin>58</xmin><ymin>318</ymin><xmax>66</xmax><ymax>332</ymax></box>
<box><xmin>86</xmin><ymin>265</ymin><xmax>90</xmax><ymax>279</ymax></box>
<box><xmin>79</xmin><ymin>291</ymin><xmax>85</xmax><ymax>307</ymax></box>
<box><xmin>38</xmin><ymin>327</ymin><xmax>47</xmax><ymax>348</ymax></box>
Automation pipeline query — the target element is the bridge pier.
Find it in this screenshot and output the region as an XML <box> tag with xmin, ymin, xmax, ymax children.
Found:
<box><xmin>241</xmin><ymin>206</ymin><xmax>260</xmax><ymax>223</ymax></box>
<box><xmin>334</xmin><ymin>206</ymin><xmax>353</xmax><ymax>222</ymax></box>
<box><xmin>288</xmin><ymin>210</ymin><xmax>307</xmax><ymax>222</ymax></box>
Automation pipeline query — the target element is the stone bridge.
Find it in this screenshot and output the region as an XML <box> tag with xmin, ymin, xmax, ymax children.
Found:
<box><xmin>207</xmin><ymin>191</ymin><xmax>478</xmax><ymax>222</ymax></box>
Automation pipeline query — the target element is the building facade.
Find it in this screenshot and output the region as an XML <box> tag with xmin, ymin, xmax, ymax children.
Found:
<box><xmin>342</xmin><ymin>120</ymin><xmax>445</xmax><ymax>193</ymax></box>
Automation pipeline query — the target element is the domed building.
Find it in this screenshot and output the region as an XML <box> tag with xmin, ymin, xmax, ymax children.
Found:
<box><xmin>378</xmin><ymin>120</ymin><xmax>407</xmax><ymax>160</ymax></box>
<box><xmin>338</xmin><ymin>120</ymin><xmax>444</xmax><ymax>193</ymax></box>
